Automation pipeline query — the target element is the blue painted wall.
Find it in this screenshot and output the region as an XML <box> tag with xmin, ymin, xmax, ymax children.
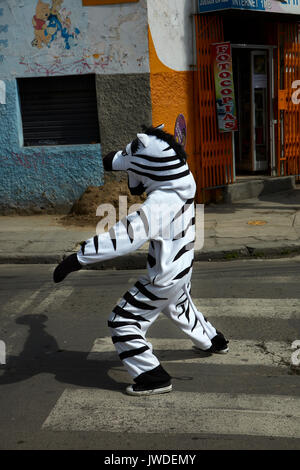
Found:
<box><xmin>0</xmin><ymin>79</ymin><xmax>103</xmax><ymax>213</ymax></box>
<box><xmin>0</xmin><ymin>0</ymin><xmax>149</xmax><ymax>213</ymax></box>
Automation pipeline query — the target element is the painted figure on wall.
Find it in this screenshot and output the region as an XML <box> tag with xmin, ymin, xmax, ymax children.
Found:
<box><xmin>32</xmin><ymin>0</ymin><xmax>80</xmax><ymax>50</ymax></box>
<box><xmin>32</xmin><ymin>0</ymin><xmax>51</xmax><ymax>49</ymax></box>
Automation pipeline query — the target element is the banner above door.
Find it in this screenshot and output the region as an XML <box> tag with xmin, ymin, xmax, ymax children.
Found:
<box><xmin>198</xmin><ymin>0</ymin><xmax>300</xmax><ymax>15</ymax></box>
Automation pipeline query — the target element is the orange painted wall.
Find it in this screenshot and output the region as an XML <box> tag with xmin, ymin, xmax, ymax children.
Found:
<box><xmin>148</xmin><ymin>28</ymin><xmax>198</xmax><ymax>180</ymax></box>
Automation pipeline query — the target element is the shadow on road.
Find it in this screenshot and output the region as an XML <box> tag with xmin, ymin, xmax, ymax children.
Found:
<box><xmin>0</xmin><ymin>314</ymin><xmax>203</xmax><ymax>391</ymax></box>
<box><xmin>0</xmin><ymin>314</ymin><xmax>124</xmax><ymax>391</ymax></box>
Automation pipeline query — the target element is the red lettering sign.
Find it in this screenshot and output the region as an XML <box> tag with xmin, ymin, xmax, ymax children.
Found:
<box><xmin>211</xmin><ymin>42</ymin><xmax>238</xmax><ymax>132</ymax></box>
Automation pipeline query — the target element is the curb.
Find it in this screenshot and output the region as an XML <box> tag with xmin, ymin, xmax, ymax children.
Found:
<box><xmin>194</xmin><ymin>244</ymin><xmax>300</xmax><ymax>262</ymax></box>
<box><xmin>1</xmin><ymin>243</ymin><xmax>300</xmax><ymax>268</ymax></box>
<box><xmin>222</xmin><ymin>176</ymin><xmax>296</xmax><ymax>203</ymax></box>
<box><xmin>0</xmin><ymin>254</ymin><xmax>62</xmax><ymax>264</ymax></box>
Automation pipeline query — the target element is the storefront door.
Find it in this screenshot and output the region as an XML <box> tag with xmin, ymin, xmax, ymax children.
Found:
<box><xmin>232</xmin><ymin>46</ymin><xmax>274</xmax><ymax>174</ymax></box>
<box><xmin>252</xmin><ymin>50</ymin><xmax>268</xmax><ymax>172</ymax></box>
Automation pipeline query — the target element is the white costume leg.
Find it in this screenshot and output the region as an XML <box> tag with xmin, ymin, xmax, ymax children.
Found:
<box><xmin>108</xmin><ymin>277</ymin><xmax>172</xmax><ymax>381</ymax></box>
<box><xmin>108</xmin><ymin>274</ymin><xmax>219</xmax><ymax>383</ymax></box>
<box><xmin>162</xmin><ymin>283</ymin><xmax>217</xmax><ymax>350</ymax></box>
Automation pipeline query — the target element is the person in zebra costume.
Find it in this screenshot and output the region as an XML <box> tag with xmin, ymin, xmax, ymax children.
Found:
<box><xmin>53</xmin><ymin>125</ymin><xmax>229</xmax><ymax>396</ymax></box>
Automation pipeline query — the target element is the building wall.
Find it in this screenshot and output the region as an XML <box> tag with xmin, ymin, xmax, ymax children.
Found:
<box><xmin>0</xmin><ymin>0</ymin><xmax>149</xmax><ymax>77</ymax></box>
<box><xmin>147</xmin><ymin>0</ymin><xmax>198</xmax><ymax>177</ymax></box>
<box><xmin>0</xmin><ymin>79</ymin><xmax>102</xmax><ymax>213</ymax></box>
<box><xmin>0</xmin><ymin>0</ymin><xmax>150</xmax><ymax>212</ymax></box>
<box><xmin>96</xmin><ymin>73</ymin><xmax>152</xmax><ymax>156</ymax></box>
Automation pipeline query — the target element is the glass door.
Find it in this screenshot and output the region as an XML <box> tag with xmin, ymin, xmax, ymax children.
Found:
<box><xmin>251</xmin><ymin>51</ymin><xmax>269</xmax><ymax>171</ymax></box>
<box><xmin>233</xmin><ymin>48</ymin><xmax>252</xmax><ymax>172</ymax></box>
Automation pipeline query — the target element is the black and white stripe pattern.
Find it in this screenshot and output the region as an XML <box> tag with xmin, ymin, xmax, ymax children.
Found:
<box><xmin>77</xmin><ymin>126</ymin><xmax>220</xmax><ymax>381</ymax></box>
<box><xmin>107</xmin><ymin>278</ymin><xmax>217</xmax><ymax>378</ymax></box>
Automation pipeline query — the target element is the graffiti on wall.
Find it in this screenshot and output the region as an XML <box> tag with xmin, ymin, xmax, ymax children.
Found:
<box><xmin>32</xmin><ymin>0</ymin><xmax>80</xmax><ymax>50</ymax></box>
<box><xmin>1</xmin><ymin>0</ymin><xmax>148</xmax><ymax>78</ymax></box>
<box><xmin>19</xmin><ymin>49</ymin><xmax>111</xmax><ymax>76</ymax></box>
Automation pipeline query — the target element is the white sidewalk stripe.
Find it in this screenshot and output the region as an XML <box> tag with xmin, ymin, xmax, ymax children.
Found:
<box><xmin>1</xmin><ymin>285</ymin><xmax>74</xmax><ymax>316</ymax></box>
<box><xmin>87</xmin><ymin>337</ymin><xmax>291</xmax><ymax>368</ymax></box>
<box><xmin>194</xmin><ymin>298</ymin><xmax>300</xmax><ymax>319</ymax></box>
<box><xmin>42</xmin><ymin>389</ymin><xmax>300</xmax><ymax>438</ymax></box>
<box><xmin>31</xmin><ymin>287</ymin><xmax>74</xmax><ymax>314</ymax></box>
<box><xmin>2</xmin><ymin>286</ymin><xmax>74</xmax><ymax>353</ymax></box>
<box><xmin>2</xmin><ymin>287</ymin><xmax>44</xmax><ymax>317</ymax></box>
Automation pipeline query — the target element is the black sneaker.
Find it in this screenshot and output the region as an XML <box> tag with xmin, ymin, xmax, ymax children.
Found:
<box><xmin>196</xmin><ymin>331</ymin><xmax>229</xmax><ymax>354</ymax></box>
<box><xmin>125</xmin><ymin>380</ymin><xmax>172</xmax><ymax>396</ymax></box>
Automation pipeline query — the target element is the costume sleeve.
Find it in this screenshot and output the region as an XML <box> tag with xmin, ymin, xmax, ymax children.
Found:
<box><xmin>77</xmin><ymin>203</ymin><xmax>152</xmax><ymax>265</ymax></box>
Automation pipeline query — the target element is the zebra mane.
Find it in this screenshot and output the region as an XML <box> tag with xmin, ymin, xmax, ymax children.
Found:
<box><xmin>138</xmin><ymin>125</ymin><xmax>188</xmax><ymax>162</ymax></box>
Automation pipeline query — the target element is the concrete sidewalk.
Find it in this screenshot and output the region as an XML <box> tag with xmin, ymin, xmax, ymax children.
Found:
<box><xmin>1</xmin><ymin>187</ymin><xmax>300</xmax><ymax>268</ymax></box>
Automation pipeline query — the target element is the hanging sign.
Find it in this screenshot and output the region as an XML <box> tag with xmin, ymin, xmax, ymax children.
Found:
<box><xmin>211</xmin><ymin>42</ymin><xmax>238</xmax><ymax>132</ymax></box>
<box><xmin>199</xmin><ymin>0</ymin><xmax>300</xmax><ymax>15</ymax></box>
<box><xmin>174</xmin><ymin>114</ymin><xmax>187</xmax><ymax>148</ymax></box>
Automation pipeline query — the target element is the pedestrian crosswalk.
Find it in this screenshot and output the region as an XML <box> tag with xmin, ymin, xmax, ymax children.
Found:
<box><xmin>1</xmin><ymin>283</ymin><xmax>74</xmax><ymax>317</ymax></box>
<box><xmin>194</xmin><ymin>298</ymin><xmax>300</xmax><ymax>319</ymax></box>
<box><xmin>1</xmin><ymin>283</ymin><xmax>74</xmax><ymax>355</ymax></box>
<box><xmin>39</xmin><ymin>292</ymin><xmax>300</xmax><ymax>440</ymax></box>
<box><xmin>87</xmin><ymin>336</ymin><xmax>290</xmax><ymax>368</ymax></box>
<box><xmin>42</xmin><ymin>388</ymin><xmax>300</xmax><ymax>438</ymax></box>
<box><xmin>1</xmin><ymin>282</ymin><xmax>300</xmax><ymax>440</ymax></box>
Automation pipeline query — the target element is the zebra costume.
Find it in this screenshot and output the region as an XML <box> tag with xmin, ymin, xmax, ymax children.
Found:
<box><xmin>53</xmin><ymin>125</ymin><xmax>228</xmax><ymax>395</ymax></box>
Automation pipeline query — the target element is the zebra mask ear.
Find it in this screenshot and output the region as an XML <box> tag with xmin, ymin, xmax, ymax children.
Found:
<box><xmin>137</xmin><ymin>133</ymin><xmax>150</xmax><ymax>148</ymax></box>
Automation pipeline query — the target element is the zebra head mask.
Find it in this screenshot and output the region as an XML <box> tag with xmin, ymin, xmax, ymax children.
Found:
<box><xmin>103</xmin><ymin>125</ymin><xmax>192</xmax><ymax>196</ymax></box>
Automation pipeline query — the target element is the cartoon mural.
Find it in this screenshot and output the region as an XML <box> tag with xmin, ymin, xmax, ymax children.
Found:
<box><xmin>32</xmin><ymin>0</ymin><xmax>51</xmax><ymax>49</ymax></box>
<box><xmin>0</xmin><ymin>0</ymin><xmax>148</xmax><ymax>79</ymax></box>
<box><xmin>32</xmin><ymin>0</ymin><xmax>80</xmax><ymax>50</ymax></box>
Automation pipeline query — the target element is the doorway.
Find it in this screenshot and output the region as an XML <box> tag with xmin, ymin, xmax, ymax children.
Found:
<box><xmin>232</xmin><ymin>45</ymin><xmax>275</xmax><ymax>175</ymax></box>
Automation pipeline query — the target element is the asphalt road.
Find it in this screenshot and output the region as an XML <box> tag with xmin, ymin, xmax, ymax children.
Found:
<box><xmin>0</xmin><ymin>258</ymin><xmax>300</xmax><ymax>451</ymax></box>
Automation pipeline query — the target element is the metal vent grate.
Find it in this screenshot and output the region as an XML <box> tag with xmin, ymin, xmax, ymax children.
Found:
<box><xmin>17</xmin><ymin>74</ymin><xmax>100</xmax><ymax>147</ymax></box>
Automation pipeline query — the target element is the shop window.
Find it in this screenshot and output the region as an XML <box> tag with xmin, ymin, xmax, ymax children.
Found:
<box><xmin>82</xmin><ymin>0</ymin><xmax>138</xmax><ymax>5</ymax></box>
<box><xmin>17</xmin><ymin>74</ymin><xmax>100</xmax><ymax>147</ymax></box>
